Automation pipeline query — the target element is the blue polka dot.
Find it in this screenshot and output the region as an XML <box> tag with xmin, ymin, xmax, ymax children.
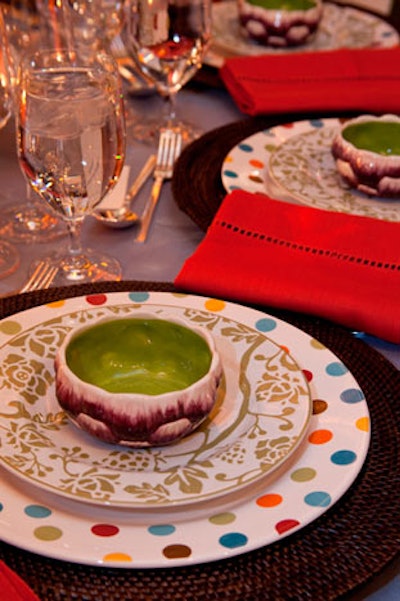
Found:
<box><xmin>0</xmin><ymin>503</ymin><xmax>3</xmax><ymax>511</ymax></box>
<box><xmin>222</xmin><ymin>169</ymin><xmax>238</xmax><ymax>179</ymax></box>
<box><xmin>309</xmin><ymin>119</ymin><xmax>324</xmax><ymax>128</ymax></box>
<box><xmin>24</xmin><ymin>505</ymin><xmax>52</xmax><ymax>518</ymax></box>
<box><xmin>228</xmin><ymin>185</ymin><xmax>242</xmax><ymax>191</ymax></box>
<box><xmin>340</xmin><ymin>388</ymin><xmax>365</xmax><ymax>404</ymax></box>
<box><xmin>304</xmin><ymin>491</ymin><xmax>332</xmax><ymax>507</ymax></box>
<box><xmin>255</xmin><ymin>318</ymin><xmax>277</xmax><ymax>333</ymax></box>
<box><xmin>331</xmin><ymin>450</ymin><xmax>357</xmax><ymax>465</ymax></box>
<box><xmin>238</xmin><ymin>143</ymin><xmax>253</xmax><ymax>152</ymax></box>
<box><xmin>219</xmin><ymin>532</ymin><xmax>248</xmax><ymax>549</ymax></box>
<box><xmin>128</xmin><ymin>292</ymin><xmax>150</xmax><ymax>303</ymax></box>
<box><xmin>325</xmin><ymin>362</ymin><xmax>348</xmax><ymax>376</ymax></box>
<box><xmin>148</xmin><ymin>524</ymin><xmax>176</xmax><ymax>536</ymax></box>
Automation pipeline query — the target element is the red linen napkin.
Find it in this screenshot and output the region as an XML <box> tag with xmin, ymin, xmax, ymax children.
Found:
<box><xmin>0</xmin><ymin>561</ymin><xmax>40</xmax><ymax>601</ymax></box>
<box><xmin>175</xmin><ymin>191</ymin><xmax>400</xmax><ymax>343</ymax></box>
<box><xmin>219</xmin><ymin>48</ymin><xmax>400</xmax><ymax>116</ymax></box>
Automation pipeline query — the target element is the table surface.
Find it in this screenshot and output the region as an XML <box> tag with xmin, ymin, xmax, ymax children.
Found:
<box><xmin>0</xmin><ymin>2</ymin><xmax>399</xmax><ymax>599</ymax></box>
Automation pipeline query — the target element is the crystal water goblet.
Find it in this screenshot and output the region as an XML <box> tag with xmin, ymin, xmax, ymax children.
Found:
<box><xmin>0</xmin><ymin>0</ymin><xmax>66</xmax><ymax>243</ymax></box>
<box><xmin>16</xmin><ymin>48</ymin><xmax>126</xmax><ymax>285</ymax></box>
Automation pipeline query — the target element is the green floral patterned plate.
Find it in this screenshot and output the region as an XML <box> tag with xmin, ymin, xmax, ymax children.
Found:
<box><xmin>0</xmin><ymin>292</ymin><xmax>312</xmax><ymax>508</ymax></box>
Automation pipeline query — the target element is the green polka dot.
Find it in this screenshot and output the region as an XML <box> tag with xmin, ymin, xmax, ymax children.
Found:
<box><xmin>34</xmin><ymin>526</ymin><xmax>63</xmax><ymax>541</ymax></box>
<box><xmin>0</xmin><ymin>320</ymin><xmax>22</xmax><ymax>335</ymax></box>
<box><xmin>209</xmin><ymin>512</ymin><xmax>236</xmax><ymax>525</ymax></box>
<box><xmin>291</xmin><ymin>467</ymin><xmax>317</xmax><ymax>482</ymax></box>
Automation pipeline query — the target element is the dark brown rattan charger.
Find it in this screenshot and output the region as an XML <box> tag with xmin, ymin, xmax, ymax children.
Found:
<box><xmin>171</xmin><ymin>112</ymin><xmax>360</xmax><ymax>232</ymax></box>
<box><xmin>0</xmin><ymin>280</ymin><xmax>399</xmax><ymax>601</ymax></box>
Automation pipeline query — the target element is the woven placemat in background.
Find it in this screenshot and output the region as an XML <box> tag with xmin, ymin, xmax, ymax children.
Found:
<box><xmin>0</xmin><ymin>280</ymin><xmax>399</xmax><ymax>601</ymax></box>
<box><xmin>171</xmin><ymin>112</ymin><xmax>360</xmax><ymax>232</ymax></box>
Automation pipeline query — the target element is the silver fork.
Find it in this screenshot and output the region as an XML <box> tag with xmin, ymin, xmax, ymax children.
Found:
<box><xmin>135</xmin><ymin>129</ymin><xmax>183</xmax><ymax>243</ymax></box>
<box><xmin>20</xmin><ymin>261</ymin><xmax>58</xmax><ymax>293</ymax></box>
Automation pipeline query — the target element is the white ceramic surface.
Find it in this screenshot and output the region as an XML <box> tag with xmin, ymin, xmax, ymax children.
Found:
<box><xmin>206</xmin><ymin>1</ymin><xmax>399</xmax><ymax>66</ymax></box>
<box><xmin>0</xmin><ymin>291</ymin><xmax>370</xmax><ymax>568</ymax></box>
<box><xmin>221</xmin><ymin>118</ymin><xmax>400</xmax><ymax>221</ymax></box>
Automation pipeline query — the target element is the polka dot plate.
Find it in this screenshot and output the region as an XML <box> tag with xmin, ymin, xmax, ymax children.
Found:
<box><xmin>222</xmin><ymin>118</ymin><xmax>400</xmax><ymax>222</ymax></box>
<box><xmin>0</xmin><ymin>292</ymin><xmax>370</xmax><ymax>568</ymax></box>
<box><xmin>206</xmin><ymin>1</ymin><xmax>399</xmax><ymax>68</ymax></box>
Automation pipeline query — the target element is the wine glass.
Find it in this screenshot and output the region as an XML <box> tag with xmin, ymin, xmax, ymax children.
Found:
<box><xmin>0</xmin><ymin>8</ymin><xmax>19</xmax><ymax>279</ymax></box>
<box><xmin>16</xmin><ymin>48</ymin><xmax>126</xmax><ymax>285</ymax></box>
<box><xmin>0</xmin><ymin>0</ymin><xmax>66</xmax><ymax>243</ymax></box>
<box><xmin>122</xmin><ymin>0</ymin><xmax>212</xmax><ymax>144</ymax></box>
<box><xmin>65</xmin><ymin>0</ymin><xmax>126</xmax><ymax>56</ymax></box>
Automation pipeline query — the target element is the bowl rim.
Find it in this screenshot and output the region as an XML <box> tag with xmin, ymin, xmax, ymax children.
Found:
<box><xmin>55</xmin><ymin>312</ymin><xmax>222</xmax><ymax>403</ymax></box>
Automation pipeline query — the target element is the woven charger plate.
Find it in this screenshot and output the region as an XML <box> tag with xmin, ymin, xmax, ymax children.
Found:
<box><xmin>171</xmin><ymin>112</ymin><xmax>361</xmax><ymax>231</ymax></box>
<box><xmin>0</xmin><ymin>280</ymin><xmax>399</xmax><ymax>601</ymax></box>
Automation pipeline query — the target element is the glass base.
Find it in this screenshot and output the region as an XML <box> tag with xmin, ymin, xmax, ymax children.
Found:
<box><xmin>30</xmin><ymin>248</ymin><xmax>122</xmax><ymax>287</ymax></box>
<box><xmin>0</xmin><ymin>241</ymin><xmax>20</xmax><ymax>280</ymax></box>
<box><xmin>173</xmin><ymin>119</ymin><xmax>203</xmax><ymax>146</ymax></box>
<box><xmin>127</xmin><ymin>117</ymin><xmax>161</xmax><ymax>145</ymax></box>
<box><xmin>0</xmin><ymin>201</ymin><xmax>66</xmax><ymax>243</ymax></box>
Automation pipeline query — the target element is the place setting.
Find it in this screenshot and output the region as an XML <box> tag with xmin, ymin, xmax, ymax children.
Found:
<box><xmin>205</xmin><ymin>0</ymin><xmax>399</xmax><ymax>67</ymax></box>
<box><xmin>0</xmin><ymin>1</ymin><xmax>399</xmax><ymax>600</ymax></box>
<box><xmin>0</xmin><ymin>277</ymin><xmax>398</xmax><ymax>599</ymax></box>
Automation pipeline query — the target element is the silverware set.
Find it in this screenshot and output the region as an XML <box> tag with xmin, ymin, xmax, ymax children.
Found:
<box><xmin>95</xmin><ymin>128</ymin><xmax>182</xmax><ymax>237</ymax></box>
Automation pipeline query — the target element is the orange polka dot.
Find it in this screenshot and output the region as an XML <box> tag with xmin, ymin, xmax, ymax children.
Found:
<box><xmin>204</xmin><ymin>299</ymin><xmax>225</xmax><ymax>312</ymax></box>
<box><xmin>224</xmin><ymin>155</ymin><xmax>233</xmax><ymax>163</ymax></box>
<box><xmin>279</xmin><ymin>345</ymin><xmax>290</xmax><ymax>354</ymax></box>
<box><xmin>249</xmin><ymin>159</ymin><xmax>264</xmax><ymax>169</ymax></box>
<box><xmin>308</xmin><ymin>429</ymin><xmax>333</xmax><ymax>444</ymax></box>
<box><xmin>46</xmin><ymin>300</ymin><xmax>65</xmax><ymax>308</ymax></box>
<box><xmin>103</xmin><ymin>552</ymin><xmax>132</xmax><ymax>562</ymax></box>
<box><xmin>356</xmin><ymin>416</ymin><xmax>370</xmax><ymax>432</ymax></box>
<box><xmin>256</xmin><ymin>493</ymin><xmax>283</xmax><ymax>508</ymax></box>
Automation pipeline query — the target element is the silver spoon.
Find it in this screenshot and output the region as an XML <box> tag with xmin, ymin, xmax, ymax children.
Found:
<box><xmin>94</xmin><ymin>155</ymin><xmax>156</xmax><ymax>229</ymax></box>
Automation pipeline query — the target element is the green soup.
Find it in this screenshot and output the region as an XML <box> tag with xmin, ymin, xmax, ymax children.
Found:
<box><xmin>66</xmin><ymin>318</ymin><xmax>212</xmax><ymax>395</ymax></box>
<box><xmin>342</xmin><ymin>121</ymin><xmax>400</xmax><ymax>156</ymax></box>
<box><xmin>248</xmin><ymin>0</ymin><xmax>316</xmax><ymax>10</ymax></box>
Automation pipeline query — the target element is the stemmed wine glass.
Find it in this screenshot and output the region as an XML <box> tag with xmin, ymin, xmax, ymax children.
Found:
<box><xmin>0</xmin><ymin>8</ymin><xmax>19</xmax><ymax>279</ymax></box>
<box><xmin>0</xmin><ymin>0</ymin><xmax>66</xmax><ymax>243</ymax></box>
<box><xmin>65</xmin><ymin>0</ymin><xmax>126</xmax><ymax>57</ymax></box>
<box><xmin>16</xmin><ymin>48</ymin><xmax>126</xmax><ymax>285</ymax></box>
<box><xmin>122</xmin><ymin>0</ymin><xmax>212</xmax><ymax>144</ymax></box>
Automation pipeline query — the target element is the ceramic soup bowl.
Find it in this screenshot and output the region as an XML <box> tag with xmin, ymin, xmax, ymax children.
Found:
<box><xmin>237</xmin><ymin>0</ymin><xmax>323</xmax><ymax>47</ymax></box>
<box><xmin>54</xmin><ymin>314</ymin><xmax>222</xmax><ymax>447</ymax></box>
<box><xmin>332</xmin><ymin>114</ymin><xmax>400</xmax><ymax>197</ymax></box>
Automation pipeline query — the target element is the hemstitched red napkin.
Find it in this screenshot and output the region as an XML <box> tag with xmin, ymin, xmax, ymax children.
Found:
<box><xmin>219</xmin><ymin>47</ymin><xmax>400</xmax><ymax>116</ymax></box>
<box><xmin>0</xmin><ymin>561</ymin><xmax>40</xmax><ymax>601</ymax></box>
<box><xmin>175</xmin><ymin>191</ymin><xmax>400</xmax><ymax>343</ymax></box>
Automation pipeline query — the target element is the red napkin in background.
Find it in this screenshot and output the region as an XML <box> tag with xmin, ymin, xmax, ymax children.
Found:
<box><xmin>219</xmin><ymin>47</ymin><xmax>400</xmax><ymax>115</ymax></box>
<box><xmin>0</xmin><ymin>561</ymin><xmax>40</xmax><ymax>601</ymax></box>
<box><xmin>175</xmin><ymin>191</ymin><xmax>400</xmax><ymax>343</ymax></box>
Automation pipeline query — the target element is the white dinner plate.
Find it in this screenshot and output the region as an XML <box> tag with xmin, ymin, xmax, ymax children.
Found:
<box><xmin>0</xmin><ymin>292</ymin><xmax>370</xmax><ymax>568</ymax></box>
<box><xmin>221</xmin><ymin>118</ymin><xmax>400</xmax><ymax>221</ymax></box>
<box><xmin>206</xmin><ymin>1</ymin><xmax>399</xmax><ymax>67</ymax></box>
<box><xmin>0</xmin><ymin>295</ymin><xmax>312</xmax><ymax>508</ymax></box>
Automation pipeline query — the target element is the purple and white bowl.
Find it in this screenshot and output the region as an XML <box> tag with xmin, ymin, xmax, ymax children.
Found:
<box><xmin>332</xmin><ymin>114</ymin><xmax>400</xmax><ymax>198</ymax></box>
<box><xmin>237</xmin><ymin>0</ymin><xmax>323</xmax><ymax>47</ymax></box>
<box><xmin>54</xmin><ymin>314</ymin><xmax>223</xmax><ymax>447</ymax></box>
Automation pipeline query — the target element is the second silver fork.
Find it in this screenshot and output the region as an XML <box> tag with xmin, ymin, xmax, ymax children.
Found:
<box><xmin>135</xmin><ymin>129</ymin><xmax>183</xmax><ymax>243</ymax></box>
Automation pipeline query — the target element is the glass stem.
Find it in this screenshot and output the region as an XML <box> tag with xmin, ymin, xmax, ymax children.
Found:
<box><xmin>67</xmin><ymin>219</ymin><xmax>84</xmax><ymax>259</ymax></box>
<box><xmin>164</xmin><ymin>91</ymin><xmax>178</xmax><ymax>128</ymax></box>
